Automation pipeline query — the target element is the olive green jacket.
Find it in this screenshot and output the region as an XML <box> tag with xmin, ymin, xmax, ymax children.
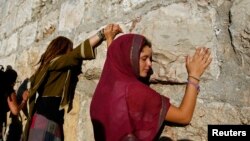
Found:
<box><xmin>22</xmin><ymin>39</ymin><xmax>95</xmax><ymax>141</ymax></box>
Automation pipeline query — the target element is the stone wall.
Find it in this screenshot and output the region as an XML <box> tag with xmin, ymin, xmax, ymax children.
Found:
<box><xmin>0</xmin><ymin>0</ymin><xmax>249</xmax><ymax>141</ymax></box>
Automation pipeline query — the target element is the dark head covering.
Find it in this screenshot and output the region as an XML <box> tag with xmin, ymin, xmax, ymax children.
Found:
<box><xmin>0</xmin><ymin>65</ymin><xmax>17</xmax><ymax>119</ymax></box>
<box><xmin>5</xmin><ymin>65</ymin><xmax>17</xmax><ymax>87</ymax></box>
<box><xmin>2</xmin><ymin>66</ymin><xmax>17</xmax><ymax>96</ymax></box>
<box><xmin>90</xmin><ymin>34</ymin><xmax>170</xmax><ymax>141</ymax></box>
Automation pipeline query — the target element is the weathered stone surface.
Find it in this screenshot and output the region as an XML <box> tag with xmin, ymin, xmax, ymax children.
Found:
<box><xmin>6</xmin><ymin>33</ymin><xmax>18</xmax><ymax>56</ymax></box>
<box><xmin>19</xmin><ymin>22</ymin><xmax>38</xmax><ymax>48</ymax></box>
<box><xmin>59</xmin><ymin>0</ymin><xmax>85</xmax><ymax>32</ymax></box>
<box><xmin>230</xmin><ymin>0</ymin><xmax>250</xmax><ymax>76</ymax></box>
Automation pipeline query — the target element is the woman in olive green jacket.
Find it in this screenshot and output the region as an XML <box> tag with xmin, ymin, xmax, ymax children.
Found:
<box><xmin>23</xmin><ymin>24</ymin><xmax>122</xmax><ymax>141</ymax></box>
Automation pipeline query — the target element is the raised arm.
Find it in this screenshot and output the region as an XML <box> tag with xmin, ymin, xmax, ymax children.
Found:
<box><xmin>165</xmin><ymin>47</ymin><xmax>212</xmax><ymax>124</ymax></box>
<box><xmin>88</xmin><ymin>23</ymin><xmax>123</xmax><ymax>48</ymax></box>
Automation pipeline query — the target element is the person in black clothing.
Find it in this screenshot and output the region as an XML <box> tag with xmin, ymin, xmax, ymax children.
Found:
<box><xmin>0</xmin><ymin>65</ymin><xmax>28</xmax><ymax>141</ymax></box>
<box><xmin>0</xmin><ymin>65</ymin><xmax>6</xmax><ymax>141</ymax></box>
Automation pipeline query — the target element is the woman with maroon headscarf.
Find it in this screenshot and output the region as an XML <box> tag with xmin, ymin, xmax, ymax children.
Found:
<box><xmin>90</xmin><ymin>34</ymin><xmax>212</xmax><ymax>141</ymax></box>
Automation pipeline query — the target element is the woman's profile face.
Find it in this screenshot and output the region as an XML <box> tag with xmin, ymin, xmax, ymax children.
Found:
<box><xmin>139</xmin><ymin>45</ymin><xmax>152</xmax><ymax>78</ymax></box>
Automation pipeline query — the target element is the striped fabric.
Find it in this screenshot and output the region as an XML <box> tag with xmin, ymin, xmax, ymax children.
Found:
<box><xmin>28</xmin><ymin>113</ymin><xmax>62</xmax><ymax>141</ymax></box>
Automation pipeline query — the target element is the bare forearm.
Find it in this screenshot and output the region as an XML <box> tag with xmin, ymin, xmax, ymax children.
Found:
<box><xmin>165</xmin><ymin>47</ymin><xmax>211</xmax><ymax>125</ymax></box>
<box><xmin>179</xmin><ymin>47</ymin><xmax>211</xmax><ymax>122</ymax></box>
<box><xmin>179</xmin><ymin>78</ymin><xmax>199</xmax><ymax>122</ymax></box>
<box><xmin>89</xmin><ymin>24</ymin><xmax>123</xmax><ymax>48</ymax></box>
<box><xmin>88</xmin><ymin>34</ymin><xmax>102</xmax><ymax>48</ymax></box>
<box><xmin>166</xmin><ymin>79</ymin><xmax>199</xmax><ymax>124</ymax></box>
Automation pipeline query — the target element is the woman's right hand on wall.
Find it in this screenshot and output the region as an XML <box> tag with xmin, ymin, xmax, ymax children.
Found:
<box><xmin>186</xmin><ymin>47</ymin><xmax>212</xmax><ymax>79</ymax></box>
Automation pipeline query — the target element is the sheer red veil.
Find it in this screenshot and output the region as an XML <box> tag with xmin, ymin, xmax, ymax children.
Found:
<box><xmin>90</xmin><ymin>34</ymin><xmax>170</xmax><ymax>141</ymax></box>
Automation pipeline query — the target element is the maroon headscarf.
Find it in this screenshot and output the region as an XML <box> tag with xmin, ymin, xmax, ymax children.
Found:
<box><xmin>90</xmin><ymin>34</ymin><xmax>170</xmax><ymax>141</ymax></box>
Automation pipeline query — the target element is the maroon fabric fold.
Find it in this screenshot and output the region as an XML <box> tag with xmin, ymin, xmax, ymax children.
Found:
<box><xmin>90</xmin><ymin>34</ymin><xmax>170</xmax><ymax>141</ymax></box>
